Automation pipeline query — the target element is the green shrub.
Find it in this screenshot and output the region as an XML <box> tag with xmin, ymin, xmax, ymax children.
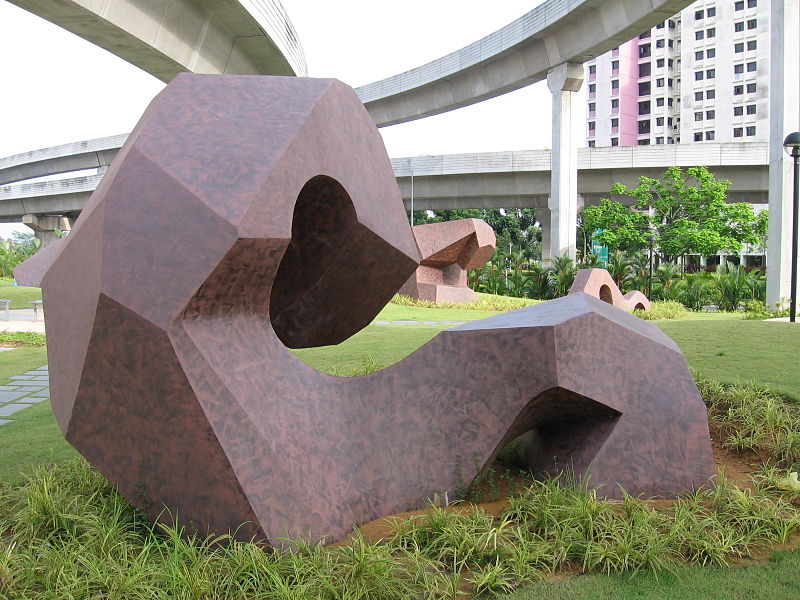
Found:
<box><xmin>742</xmin><ymin>300</ymin><xmax>790</xmax><ymax>320</ymax></box>
<box><xmin>633</xmin><ymin>300</ymin><xmax>688</xmax><ymax>320</ymax></box>
<box><xmin>391</xmin><ymin>293</ymin><xmax>539</xmax><ymax>312</ymax></box>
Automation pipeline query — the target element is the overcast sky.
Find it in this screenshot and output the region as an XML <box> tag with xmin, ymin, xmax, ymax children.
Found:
<box><xmin>0</xmin><ymin>0</ymin><xmax>561</xmax><ymax>235</ymax></box>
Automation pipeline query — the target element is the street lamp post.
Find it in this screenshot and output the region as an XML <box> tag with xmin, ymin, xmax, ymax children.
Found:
<box><xmin>784</xmin><ymin>132</ymin><xmax>800</xmax><ymax>323</ymax></box>
<box><xmin>646</xmin><ymin>233</ymin><xmax>656</xmax><ymax>298</ymax></box>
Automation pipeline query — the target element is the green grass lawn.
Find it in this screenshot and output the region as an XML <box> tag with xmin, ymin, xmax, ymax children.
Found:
<box><xmin>502</xmin><ymin>551</ymin><xmax>800</xmax><ymax>600</ymax></box>
<box><xmin>0</xmin><ymin>277</ymin><xmax>42</xmax><ymax>309</ymax></box>
<box><xmin>657</xmin><ymin>320</ymin><xmax>800</xmax><ymax>400</ymax></box>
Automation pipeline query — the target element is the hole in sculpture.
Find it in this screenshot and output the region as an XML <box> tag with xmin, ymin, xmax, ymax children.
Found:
<box><xmin>599</xmin><ymin>284</ymin><xmax>613</xmax><ymax>304</ymax></box>
<box><xmin>491</xmin><ymin>388</ymin><xmax>621</xmax><ymax>480</ymax></box>
<box><xmin>270</xmin><ymin>175</ymin><xmax>360</xmax><ymax>348</ymax></box>
<box><xmin>635</xmin><ymin>302</ymin><xmax>646</xmax><ymax>310</ymax></box>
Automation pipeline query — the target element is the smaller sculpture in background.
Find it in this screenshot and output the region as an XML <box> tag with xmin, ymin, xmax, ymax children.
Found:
<box><xmin>398</xmin><ymin>218</ymin><xmax>496</xmax><ymax>304</ymax></box>
<box><xmin>569</xmin><ymin>268</ymin><xmax>651</xmax><ymax>312</ymax></box>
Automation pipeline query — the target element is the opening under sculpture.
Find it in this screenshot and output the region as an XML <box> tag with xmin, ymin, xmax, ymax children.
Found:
<box><xmin>16</xmin><ymin>74</ymin><xmax>714</xmax><ymax>547</ymax></box>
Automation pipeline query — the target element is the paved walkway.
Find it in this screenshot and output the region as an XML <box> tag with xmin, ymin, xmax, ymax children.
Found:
<box><xmin>0</xmin><ymin>365</ymin><xmax>49</xmax><ymax>426</ymax></box>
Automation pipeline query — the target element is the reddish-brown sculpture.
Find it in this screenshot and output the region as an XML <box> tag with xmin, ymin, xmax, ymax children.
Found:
<box><xmin>570</xmin><ymin>268</ymin><xmax>652</xmax><ymax>311</ymax></box>
<box><xmin>398</xmin><ymin>219</ymin><xmax>496</xmax><ymax>303</ymax></box>
<box><xmin>17</xmin><ymin>75</ymin><xmax>713</xmax><ymax>547</ymax></box>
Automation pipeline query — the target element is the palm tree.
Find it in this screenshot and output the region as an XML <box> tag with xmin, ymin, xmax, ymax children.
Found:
<box><xmin>548</xmin><ymin>255</ymin><xmax>577</xmax><ymax>298</ymax></box>
<box><xmin>606</xmin><ymin>250</ymin><xmax>633</xmax><ymax>289</ymax></box>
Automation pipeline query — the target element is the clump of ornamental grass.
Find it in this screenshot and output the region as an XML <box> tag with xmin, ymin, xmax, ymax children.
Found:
<box><xmin>633</xmin><ymin>300</ymin><xmax>688</xmax><ymax>320</ymax></box>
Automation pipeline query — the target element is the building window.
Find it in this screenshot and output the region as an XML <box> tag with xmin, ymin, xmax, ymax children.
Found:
<box><xmin>669</xmin><ymin>19</ymin><xmax>676</xmax><ymax>28</ymax></box>
<box><xmin>747</xmin><ymin>82</ymin><xmax>757</xmax><ymax>93</ymax></box>
<box><xmin>695</xmin><ymin>9</ymin><xmax>704</xmax><ymax>19</ymax></box>
<box><xmin>656</xmin><ymin>39</ymin><xmax>665</xmax><ymax>49</ymax></box>
<box><xmin>669</xmin><ymin>39</ymin><xmax>674</xmax><ymax>48</ymax></box>
<box><xmin>746</xmin><ymin>126</ymin><xmax>756</xmax><ymax>136</ymax></box>
<box><xmin>638</xmin><ymin>140</ymin><xmax>651</xmax><ymax>146</ymax></box>
<box><xmin>735</xmin><ymin>0</ymin><xmax>744</xmax><ymax>9</ymax></box>
<box><xmin>658</xmin><ymin>58</ymin><xmax>666</xmax><ymax>67</ymax></box>
<box><xmin>734</xmin><ymin>127</ymin><xmax>744</xmax><ymax>137</ymax></box>
<box><xmin>639</xmin><ymin>81</ymin><xmax>651</xmax><ymax>95</ymax></box>
<box><xmin>668</xmin><ymin>97</ymin><xmax>674</xmax><ymax>106</ymax></box>
<box><xmin>706</xmin><ymin>131</ymin><xmax>715</xmax><ymax>141</ymax></box>
<box><xmin>611</xmin><ymin>98</ymin><xmax>619</xmax><ymax>109</ymax></box>
<box><xmin>706</xmin><ymin>110</ymin><xmax>715</xmax><ymax>120</ymax></box>
<box><xmin>695</xmin><ymin>30</ymin><xmax>704</xmax><ymax>40</ymax></box>
<box><xmin>747</xmin><ymin>40</ymin><xmax>757</xmax><ymax>51</ymax></box>
<box><xmin>706</xmin><ymin>69</ymin><xmax>715</xmax><ymax>79</ymax></box>
<box><xmin>639</xmin><ymin>43</ymin><xmax>651</xmax><ymax>58</ymax></box>
<box><xmin>695</xmin><ymin>50</ymin><xmax>703</xmax><ymax>60</ymax></box>
<box><xmin>656</xmin><ymin>77</ymin><xmax>664</xmax><ymax>87</ymax></box>
<box><xmin>639</xmin><ymin>63</ymin><xmax>651</xmax><ymax>77</ymax></box>
<box><xmin>705</xmin><ymin>49</ymin><xmax>714</xmax><ymax>59</ymax></box>
<box><xmin>588</xmin><ymin>121</ymin><xmax>595</xmax><ymax>131</ymax></box>
<box><xmin>639</xmin><ymin>101</ymin><xmax>651</xmax><ymax>115</ymax></box>
<box><xmin>735</xmin><ymin>21</ymin><xmax>745</xmax><ymax>32</ymax></box>
<box><xmin>694</xmin><ymin>132</ymin><xmax>703</xmax><ymax>141</ymax></box>
<box><xmin>748</xmin><ymin>0</ymin><xmax>757</xmax><ymax>7</ymax></box>
<box><xmin>695</xmin><ymin>91</ymin><xmax>703</xmax><ymax>101</ymax></box>
<box><xmin>588</xmin><ymin>140</ymin><xmax>596</xmax><ymax>147</ymax></box>
<box><xmin>707</xmin><ymin>28</ymin><xmax>715</xmax><ymax>38</ymax></box>
<box><xmin>656</xmin><ymin>117</ymin><xmax>664</xmax><ymax>126</ymax></box>
<box><xmin>588</xmin><ymin>83</ymin><xmax>596</xmax><ymax>93</ymax></box>
<box><xmin>747</xmin><ymin>61</ymin><xmax>757</xmax><ymax>72</ymax></box>
<box><xmin>639</xmin><ymin>120</ymin><xmax>651</xmax><ymax>134</ymax></box>
<box><xmin>695</xmin><ymin>71</ymin><xmax>704</xmax><ymax>81</ymax></box>
<box><xmin>656</xmin><ymin>137</ymin><xmax>664</xmax><ymax>145</ymax></box>
<box><xmin>734</xmin><ymin>64</ymin><xmax>745</xmax><ymax>74</ymax></box>
<box><xmin>588</xmin><ymin>65</ymin><xmax>596</xmax><ymax>75</ymax></box>
<box><xmin>734</xmin><ymin>85</ymin><xmax>744</xmax><ymax>95</ymax></box>
<box><xmin>695</xmin><ymin>112</ymin><xmax>704</xmax><ymax>122</ymax></box>
<box><xmin>734</xmin><ymin>105</ymin><xmax>744</xmax><ymax>116</ymax></box>
<box><xmin>588</xmin><ymin>102</ymin><xmax>595</xmax><ymax>112</ymax></box>
<box><xmin>746</xmin><ymin>104</ymin><xmax>756</xmax><ymax>115</ymax></box>
<box><xmin>735</xmin><ymin>43</ymin><xmax>745</xmax><ymax>53</ymax></box>
<box><xmin>611</xmin><ymin>138</ymin><xmax>619</xmax><ymax>147</ymax></box>
<box><xmin>612</xmin><ymin>80</ymin><xmax>620</xmax><ymax>90</ymax></box>
<box><xmin>611</xmin><ymin>118</ymin><xmax>619</xmax><ymax>127</ymax></box>
<box><xmin>657</xmin><ymin>22</ymin><xmax>665</xmax><ymax>29</ymax></box>
<box><xmin>747</xmin><ymin>19</ymin><xmax>757</xmax><ymax>29</ymax></box>
<box><xmin>657</xmin><ymin>97</ymin><xmax>665</xmax><ymax>106</ymax></box>
<box><xmin>668</xmin><ymin>117</ymin><xmax>673</xmax><ymax>126</ymax></box>
<box><xmin>611</xmin><ymin>59</ymin><xmax>619</xmax><ymax>71</ymax></box>
<box><xmin>640</xmin><ymin>30</ymin><xmax>651</xmax><ymax>39</ymax></box>
<box><xmin>707</xmin><ymin>7</ymin><xmax>716</xmax><ymax>17</ymax></box>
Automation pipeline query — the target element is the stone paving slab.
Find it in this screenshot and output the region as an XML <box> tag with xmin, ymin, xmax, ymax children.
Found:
<box><xmin>0</xmin><ymin>364</ymin><xmax>49</xmax><ymax>426</ymax></box>
<box><xmin>0</xmin><ymin>404</ymin><xmax>31</xmax><ymax>417</ymax></box>
<box><xmin>14</xmin><ymin>396</ymin><xmax>47</xmax><ymax>404</ymax></box>
<box><xmin>0</xmin><ymin>390</ymin><xmax>30</xmax><ymax>402</ymax></box>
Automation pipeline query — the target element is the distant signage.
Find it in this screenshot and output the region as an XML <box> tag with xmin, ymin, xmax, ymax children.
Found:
<box><xmin>591</xmin><ymin>229</ymin><xmax>608</xmax><ymax>267</ymax></box>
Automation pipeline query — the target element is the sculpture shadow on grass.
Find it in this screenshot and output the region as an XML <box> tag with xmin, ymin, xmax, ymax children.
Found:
<box><xmin>16</xmin><ymin>74</ymin><xmax>714</xmax><ymax>547</ymax></box>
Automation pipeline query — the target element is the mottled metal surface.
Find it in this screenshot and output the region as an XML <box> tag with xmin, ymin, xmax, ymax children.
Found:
<box><xmin>570</xmin><ymin>268</ymin><xmax>652</xmax><ymax>311</ymax></box>
<box><xmin>16</xmin><ymin>74</ymin><xmax>713</xmax><ymax>547</ymax></box>
<box><xmin>399</xmin><ymin>218</ymin><xmax>496</xmax><ymax>304</ymax></box>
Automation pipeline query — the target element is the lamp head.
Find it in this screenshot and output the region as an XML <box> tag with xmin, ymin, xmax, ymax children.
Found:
<box><xmin>784</xmin><ymin>131</ymin><xmax>800</xmax><ymax>158</ymax></box>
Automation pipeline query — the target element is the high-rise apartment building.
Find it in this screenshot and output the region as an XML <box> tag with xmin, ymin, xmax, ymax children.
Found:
<box><xmin>585</xmin><ymin>0</ymin><xmax>770</xmax><ymax>147</ymax></box>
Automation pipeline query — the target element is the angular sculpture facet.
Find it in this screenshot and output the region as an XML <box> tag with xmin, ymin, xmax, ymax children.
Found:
<box><xmin>17</xmin><ymin>74</ymin><xmax>714</xmax><ymax>546</ymax></box>
<box><xmin>569</xmin><ymin>268</ymin><xmax>652</xmax><ymax>311</ymax></box>
<box><xmin>398</xmin><ymin>219</ymin><xmax>496</xmax><ymax>304</ymax></box>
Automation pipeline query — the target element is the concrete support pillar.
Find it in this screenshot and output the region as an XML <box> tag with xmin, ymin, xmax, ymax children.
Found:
<box><xmin>767</xmin><ymin>0</ymin><xmax>800</xmax><ymax>308</ymax></box>
<box><xmin>547</xmin><ymin>62</ymin><xmax>584</xmax><ymax>261</ymax></box>
<box><xmin>539</xmin><ymin>208</ymin><xmax>551</xmax><ymax>261</ymax></box>
<box><xmin>22</xmin><ymin>214</ymin><xmax>72</xmax><ymax>247</ymax></box>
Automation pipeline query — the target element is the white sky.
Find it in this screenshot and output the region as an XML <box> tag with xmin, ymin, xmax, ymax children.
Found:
<box><xmin>0</xmin><ymin>0</ymin><xmax>560</xmax><ymax>235</ymax></box>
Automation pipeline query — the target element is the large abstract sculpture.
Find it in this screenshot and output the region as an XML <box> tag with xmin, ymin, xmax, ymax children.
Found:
<box><xmin>570</xmin><ymin>268</ymin><xmax>652</xmax><ymax>312</ymax></box>
<box><xmin>398</xmin><ymin>219</ymin><xmax>496</xmax><ymax>304</ymax></box>
<box><xmin>17</xmin><ymin>75</ymin><xmax>714</xmax><ymax>546</ymax></box>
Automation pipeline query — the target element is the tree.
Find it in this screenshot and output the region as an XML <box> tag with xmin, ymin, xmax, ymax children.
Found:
<box><xmin>580</xmin><ymin>166</ymin><xmax>767</xmax><ymax>263</ymax></box>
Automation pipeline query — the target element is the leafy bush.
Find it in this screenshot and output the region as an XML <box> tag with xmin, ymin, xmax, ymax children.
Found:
<box><xmin>391</xmin><ymin>293</ymin><xmax>539</xmax><ymax>312</ymax></box>
<box><xmin>633</xmin><ymin>300</ymin><xmax>687</xmax><ymax>320</ymax></box>
<box><xmin>742</xmin><ymin>300</ymin><xmax>790</xmax><ymax>320</ymax></box>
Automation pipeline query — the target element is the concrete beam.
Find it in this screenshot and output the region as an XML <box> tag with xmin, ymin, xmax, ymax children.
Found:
<box><xmin>7</xmin><ymin>0</ymin><xmax>306</xmax><ymax>82</ymax></box>
<box><xmin>767</xmin><ymin>0</ymin><xmax>800</xmax><ymax>308</ymax></box>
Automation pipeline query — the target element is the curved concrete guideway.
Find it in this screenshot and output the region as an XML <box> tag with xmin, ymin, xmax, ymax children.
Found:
<box><xmin>6</xmin><ymin>0</ymin><xmax>307</xmax><ymax>81</ymax></box>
